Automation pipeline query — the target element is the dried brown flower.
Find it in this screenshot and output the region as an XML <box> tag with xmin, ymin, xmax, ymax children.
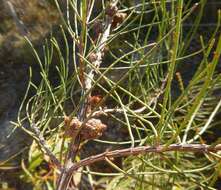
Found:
<box><xmin>80</xmin><ymin>118</ymin><xmax>107</xmax><ymax>140</ymax></box>
<box><xmin>105</xmin><ymin>3</ymin><xmax>118</xmax><ymax>17</ymax></box>
<box><xmin>64</xmin><ymin>117</ymin><xmax>82</xmax><ymax>138</ymax></box>
<box><xmin>64</xmin><ymin>117</ymin><xmax>107</xmax><ymax>140</ymax></box>
<box><xmin>112</xmin><ymin>12</ymin><xmax>127</xmax><ymax>28</ymax></box>
<box><xmin>89</xmin><ymin>95</ymin><xmax>102</xmax><ymax>108</ymax></box>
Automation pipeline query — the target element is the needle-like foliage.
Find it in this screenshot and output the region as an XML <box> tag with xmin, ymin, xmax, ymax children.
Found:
<box><xmin>13</xmin><ymin>0</ymin><xmax>221</xmax><ymax>189</ymax></box>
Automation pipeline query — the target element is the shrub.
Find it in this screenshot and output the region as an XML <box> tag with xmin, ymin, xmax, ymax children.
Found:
<box><xmin>14</xmin><ymin>0</ymin><xmax>221</xmax><ymax>189</ymax></box>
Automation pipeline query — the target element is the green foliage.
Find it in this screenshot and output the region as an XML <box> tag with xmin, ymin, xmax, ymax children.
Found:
<box><xmin>14</xmin><ymin>0</ymin><xmax>221</xmax><ymax>189</ymax></box>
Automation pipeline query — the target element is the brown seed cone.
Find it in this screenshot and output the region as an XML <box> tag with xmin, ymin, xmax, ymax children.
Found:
<box><xmin>64</xmin><ymin>117</ymin><xmax>82</xmax><ymax>138</ymax></box>
<box><xmin>89</xmin><ymin>95</ymin><xmax>102</xmax><ymax>108</ymax></box>
<box><xmin>80</xmin><ymin>118</ymin><xmax>107</xmax><ymax>140</ymax></box>
<box><xmin>64</xmin><ymin>117</ymin><xmax>107</xmax><ymax>140</ymax></box>
<box><xmin>112</xmin><ymin>12</ymin><xmax>127</xmax><ymax>28</ymax></box>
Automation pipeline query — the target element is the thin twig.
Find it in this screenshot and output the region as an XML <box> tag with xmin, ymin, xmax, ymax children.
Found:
<box><xmin>56</xmin><ymin>143</ymin><xmax>221</xmax><ymax>187</ymax></box>
<box><xmin>91</xmin><ymin>75</ymin><xmax>168</xmax><ymax>117</ymax></box>
<box><xmin>66</xmin><ymin>143</ymin><xmax>221</xmax><ymax>175</ymax></box>
<box><xmin>92</xmin><ymin>107</ymin><xmax>146</xmax><ymax>116</ymax></box>
<box><xmin>148</xmin><ymin>74</ymin><xmax>168</xmax><ymax>106</ymax></box>
<box><xmin>31</xmin><ymin>124</ymin><xmax>62</xmax><ymax>170</ymax></box>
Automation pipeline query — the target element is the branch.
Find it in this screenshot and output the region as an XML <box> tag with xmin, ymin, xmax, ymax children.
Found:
<box><xmin>67</xmin><ymin>143</ymin><xmax>221</xmax><ymax>174</ymax></box>
<box><xmin>78</xmin><ymin>2</ymin><xmax>117</xmax><ymax>119</ymax></box>
<box><xmin>31</xmin><ymin>124</ymin><xmax>62</xmax><ymax>170</ymax></box>
<box><xmin>56</xmin><ymin>2</ymin><xmax>119</xmax><ymax>190</ymax></box>
<box><xmin>69</xmin><ymin>0</ymin><xmax>118</xmax><ymax>164</ymax></box>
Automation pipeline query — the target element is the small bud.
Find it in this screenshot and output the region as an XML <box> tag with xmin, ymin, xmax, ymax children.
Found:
<box><xmin>105</xmin><ymin>3</ymin><xmax>118</xmax><ymax>17</ymax></box>
<box><xmin>64</xmin><ymin>116</ymin><xmax>71</xmax><ymax>127</ymax></box>
<box><xmin>93</xmin><ymin>20</ymin><xmax>104</xmax><ymax>35</ymax></box>
<box><xmin>64</xmin><ymin>117</ymin><xmax>82</xmax><ymax>138</ymax></box>
<box><xmin>80</xmin><ymin>118</ymin><xmax>107</xmax><ymax>140</ymax></box>
<box><xmin>88</xmin><ymin>52</ymin><xmax>98</xmax><ymax>63</ymax></box>
<box><xmin>64</xmin><ymin>117</ymin><xmax>107</xmax><ymax>140</ymax></box>
<box><xmin>112</xmin><ymin>12</ymin><xmax>127</xmax><ymax>28</ymax></box>
<box><xmin>89</xmin><ymin>95</ymin><xmax>102</xmax><ymax>107</ymax></box>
